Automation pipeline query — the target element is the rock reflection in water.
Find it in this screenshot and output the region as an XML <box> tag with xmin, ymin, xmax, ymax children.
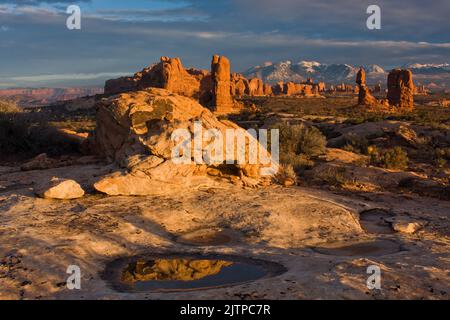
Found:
<box><xmin>122</xmin><ymin>259</ymin><xmax>233</xmax><ymax>283</ymax></box>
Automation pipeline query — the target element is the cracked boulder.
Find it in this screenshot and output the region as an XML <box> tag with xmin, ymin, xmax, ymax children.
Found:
<box><xmin>92</xmin><ymin>88</ymin><xmax>276</xmax><ymax>195</ymax></box>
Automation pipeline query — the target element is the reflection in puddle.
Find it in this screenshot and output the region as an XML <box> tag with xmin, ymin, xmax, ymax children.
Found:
<box><xmin>313</xmin><ymin>239</ymin><xmax>402</xmax><ymax>257</ymax></box>
<box><xmin>122</xmin><ymin>259</ymin><xmax>234</xmax><ymax>282</ymax></box>
<box><xmin>103</xmin><ymin>255</ymin><xmax>286</xmax><ymax>292</ymax></box>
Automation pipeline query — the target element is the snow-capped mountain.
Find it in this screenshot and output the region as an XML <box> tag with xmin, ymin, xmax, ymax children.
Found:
<box><xmin>403</xmin><ymin>63</ymin><xmax>450</xmax><ymax>75</ymax></box>
<box><xmin>243</xmin><ymin>60</ymin><xmax>386</xmax><ymax>85</ymax></box>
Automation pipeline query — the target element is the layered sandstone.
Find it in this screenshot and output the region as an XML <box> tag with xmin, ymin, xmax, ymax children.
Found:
<box><xmin>104</xmin><ymin>57</ymin><xmax>206</xmax><ymax>98</ymax></box>
<box><xmin>356</xmin><ymin>68</ymin><xmax>378</xmax><ymax>106</ymax></box>
<box><xmin>231</xmin><ymin>73</ymin><xmax>249</xmax><ymax>97</ymax></box>
<box><xmin>93</xmin><ymin>88</ymin><xmax>274</xmax><ymax>195</ymax></box>
<box><xmin>387</xmin><ymin>69</ymin><xmax>415</xmax><ymax>111</ymax></box>
<box><xmin>210</xmin><ymin>55</ymin><xmax>242</xmax><ymax>114</ymax></box>
<box><xmin>248</xmin><ymin>78</ymin><xmax>265</xmax><ymax>96</ymax></box>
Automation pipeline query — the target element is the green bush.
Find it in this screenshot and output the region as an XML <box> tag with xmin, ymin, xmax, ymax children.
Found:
<box><xmin>270</xmin><ymin>123</ymin><xmax>326</xmax><ymax>173</ymax></box>
<box><xmin>279</xmin><ymin>153</ymin><xmax>315</xmax><ymax>172</ymax></box>
<box><xmin>369</xmin><ymin>146</ymin><xmax>409</xmax><ymax>170</ymax></box>
<box><xmin>435</xmin><ymin>148</ymin><xmax>450</xmax><ymax>167</ymax></box>
<box><xmin>339</xmin><ymin>133</ymin><xmax>369</xmax><ymax>154</ymax></box>
<box><xmin>275</xmin><ymin>163</ymin><xmax>297</xmax><ymax>184</ymax></box>
<box><xmin>274</xmin><ymin>123</ymin><xmax>326</xmax><ymax>158</ymax></box>
<box><xmin>315</xmin><ymin>166</ymin><xmax>349</xmax><ymax>187</ymax></box>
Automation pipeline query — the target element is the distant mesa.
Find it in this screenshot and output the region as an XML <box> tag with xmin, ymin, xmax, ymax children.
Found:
<box><xmin>0</xmin><ymin>87</ymin><xmax>103</xmax><ymax>108</ymax></box>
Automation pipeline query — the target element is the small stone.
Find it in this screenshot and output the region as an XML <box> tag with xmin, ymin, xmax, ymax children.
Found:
<box><xmin>392</xmin><ymin>221</ymin><xmax>422</xmax><ymax>234</ymax></box>
<box><xmin>35</xmin><ymin>178</ymin><xmax>85</xmax><ymax>200</ymax></box>
<box><xmin>283</xmin><ymin>178</ymin><xmax>296</xmax><ymax>187</ymax></box>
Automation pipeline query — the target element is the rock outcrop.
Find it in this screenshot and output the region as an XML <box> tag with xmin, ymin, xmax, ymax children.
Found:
<box><xmin>263</xmin><ymin>83</ymin><xmax>273</xmax><ymax>96</ymax></box>
<box><xmin>105</xmin><ymin>57</ymin><xmax>206</xmax><ymax>98</ymax></box>
<box><xmin>93</xmin><ymin>88</ymin><xmax>274</xmax><ymax>195</ymax></box>
<box><xmin>231</xmin><ymin>73</ymin><xmax>249</xmax><ymax>97</ymax></box>
<box><xmin>248</xmin><ymin>78</ymin><xmax>264</xmax><ymax>96</ymax></box>
<box><xmin>387</xmin><ymin>69</ymin><xmax>415</xmax><ymax>111</ymax></box>
<box><xmin>356</xmin><ymin>68</ymin><xmax>378</xmax><ymax>106</ymax></box>
<box><xmin>210</xmin><ymin>55</ymin><xmax>243</xmax><ymax>114</ymax></box>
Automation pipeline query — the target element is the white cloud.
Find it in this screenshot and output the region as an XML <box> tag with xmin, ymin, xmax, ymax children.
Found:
<box><xmin>10</xmin><ymin>72</ymin><xmax>131</xmax><ymax>82</ymax></box>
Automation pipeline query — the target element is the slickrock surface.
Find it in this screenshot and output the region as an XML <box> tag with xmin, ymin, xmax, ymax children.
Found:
<box><xmin>0</xmin><ymin>163</ymin><xmax>448</xmax><ymax>299</ymax></box>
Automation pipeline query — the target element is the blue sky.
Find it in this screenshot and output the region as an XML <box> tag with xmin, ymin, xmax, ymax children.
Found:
<box><xmin>0</xmin><ymin>0</ymin><xmax>449</xmax><ymax>87</ymax></box>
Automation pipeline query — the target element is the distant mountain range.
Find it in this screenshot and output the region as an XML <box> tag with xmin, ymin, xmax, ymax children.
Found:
<box><xmin>0</xmin><ymin>87</ymin><xmax>103</xmax><ymax>107</ymax></box>
<box><xmin>243</xmin><ymin>60</ymin><xmax>450</xmax><ymax>89</ymax></box>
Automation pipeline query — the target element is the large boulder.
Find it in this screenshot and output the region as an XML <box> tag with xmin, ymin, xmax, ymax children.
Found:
<box><xmin>93</xmin><ymin>88</ymin><xmax>275</xmax><ymax>195</ymax></box>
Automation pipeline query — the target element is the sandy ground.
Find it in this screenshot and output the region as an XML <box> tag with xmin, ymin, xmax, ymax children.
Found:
<box><xmin>0</xmin><ymin>164</ymin><xmax>449</xmax><ymax>300</ymax></box>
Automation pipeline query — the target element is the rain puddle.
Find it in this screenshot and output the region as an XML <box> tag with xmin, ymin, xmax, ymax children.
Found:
<box><xmin>359</xmin><ymin>209</ymin><xmax>395</xmax><ymax>234</ymax></box>
<box><xmin>102</xmin><ymin>254</ymin><xmax>286</xmax><ymax>293</ymax></box>
<box><xmin>312</xmin><ymin>239</ymin><xmax>402</xmax><ymax>257</ymax></box>
<box><xmin>175</xmin><ymin>228</ymin><xmax>239</xmax><ymax>246</ymax></box>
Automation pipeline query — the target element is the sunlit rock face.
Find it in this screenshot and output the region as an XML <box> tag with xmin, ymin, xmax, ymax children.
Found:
<box><xmin>356</xmin><ymin>67</ymin><xmax>378</xmax><ymax>106</ymax></box>
<box><xmin>121</xmin><ymin>259</ymin><xmax>233</xmax><ymax>282</ymax></box>
<box><xmin>91</xmin><ymin>88</ymin><xmax>274</xmax><ymax>195</ymax></box>
<box><xmin>387</xmin><ymin>69</ymin><xmax>415</xmax><ymax>111</ymax></box>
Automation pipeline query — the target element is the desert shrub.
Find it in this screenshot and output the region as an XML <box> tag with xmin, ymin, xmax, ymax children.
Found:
<box><xmin>270</xmin><ymin>123</ymin><xmax>325</xmax><ymax>173</ymax></box>
<box><xmin>0</xmin><ymin>99</ymin><xmax>20</xmax><ymax>113</ymax></box>
<box><xmin>280</xmin><ymin>153</ymin><xmax>314</xmax><ymax>172</ymax></box>
<box><xmin>434</xmin><ymin>148</ymin><xmax>450</xmax><ymax>167</ymax></box>
<box><xmin>315</xmin><ymin>166</ymin><xmax>349</xmax><ymax>187</ymax></box>
<box><xmin>0</xmin><ymin>110</ymin><xmax>80</xmax><ymax>160</ymax></box>
<box><xmin>339</xmin><ymin>133</ymin><xmax>369</xmax><ymax>154</ymax></box>
<box><xmin>275</xmin><ymin>163</ymin><xmax>297</xmax><ymax>184</ymax></box>
<box><xmin>435</xmin><ymin>148</ymin><xmax>450</xmax><ymax>160</ymax></box>
<box><xmin>274</xmin><ymin>123</ymin><xmax>326</xmax><ymax>158</ymax></box>
<box><xmin>368</xmin><ymin>146</ymin><xmax>409</xmax><ymax>170</ymax></box>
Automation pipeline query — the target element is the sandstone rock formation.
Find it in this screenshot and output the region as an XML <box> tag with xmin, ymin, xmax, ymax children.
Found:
<box><xmin>374</xmin><ymin>83</ymin><xmax>382</xmax><ymax>93</ymax></box>
<box><xmin>93</xmin><ymin>88</ymin><xmax>274</xmax><ymax>195</ymax></box>
<box><xmin>35</xmin><ymin>178</ymin><xmax>85</xmax><ymax>200</ymax></box>
<box><xmin>272</xmin><ymin>82</ymin><xmax>284</xmax><ymax>95</ymax></box>
<box><xmin>387</xmin><ymin>69</ymin><xmax>415</xmax><ymax>111</ymax></box>
<box><xmin>263</xmin><ymin>83</ymin><xmax>273</xmax><ymax>96</ymax></box>
<box><xmin>231</xmin><ymin>73</ymin><xmax>249</xmax><ymax>97</ymax></box>
<box><xmin>210</xmin><ymin>55</ymin><xmax>243</xmax><ymax>114</ymax></box>
<box><xmin>317</xmin><ymin>82</ymin><xmax>326</xmax><ymax>92</ymax></box>
<box><xmin>105</xmin><ymin>57</ymin><xmax>207</xmax><ymax>98</ymax></box>
<box><xmin>248</xmin><ymin>78</ymin><xmax>264</xmax><ymax>96</ymax></box>
<box><xmin>356</xmin><ymin>68</ymin><xmax>378</xmax><ymax>106</ymax></box>
<box><xmin>414</xmin><ymin>85</ymin><xmax>429</xmax><ymax>95</ymax></box>
<box><xmin>284</xmin><ymin>82</ymin><xmax>298</xmax><ymax>96</ymax></box>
